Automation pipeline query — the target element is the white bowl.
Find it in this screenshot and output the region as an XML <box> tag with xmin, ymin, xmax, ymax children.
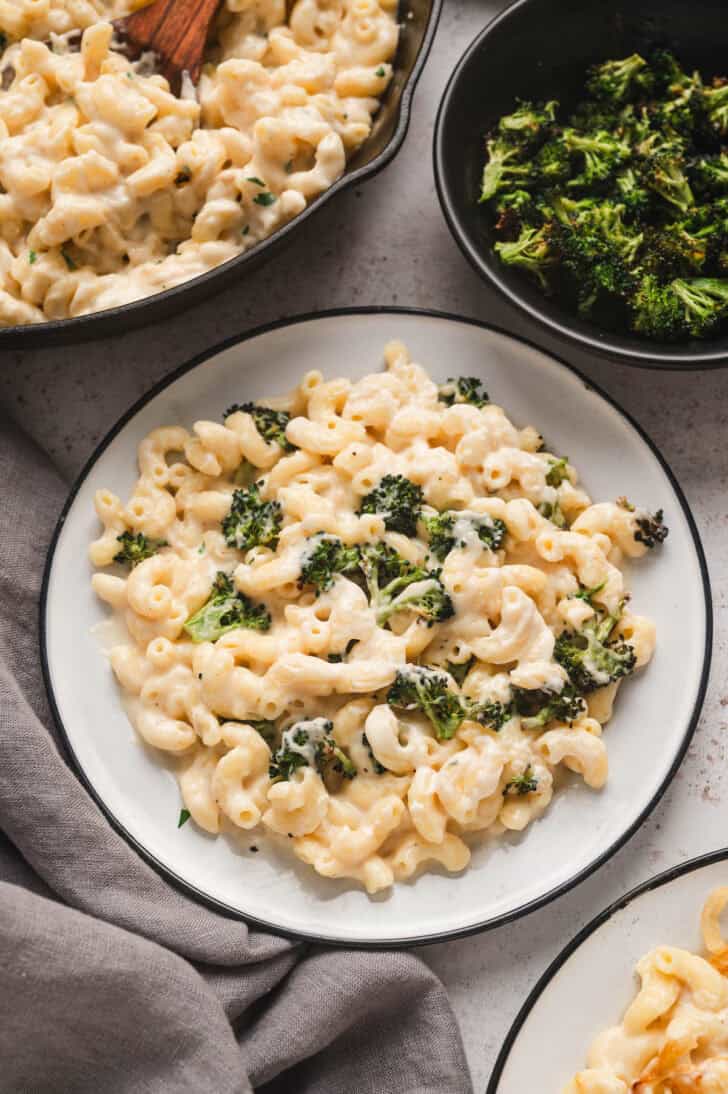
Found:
<box><xmin>488</xmin><ymin>849</ymin><xmax>728</xmax><ymax>1092</ymax></box>
<box><xmin>41</xmin><ymin>310</ymin><xmax>711</xmax><ymax>946</ymax></box>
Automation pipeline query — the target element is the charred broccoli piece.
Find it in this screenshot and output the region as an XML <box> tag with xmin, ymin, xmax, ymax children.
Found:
<box><xmin>701</xmin><ymin>81</ymin><xmax>728</xmax><ymax>139</ymax></box>
<box><xmin>671</xmin><ymin>277</ymin><xmax>728</xmax><ymax>336</ymax></box>
<box><xmin>269</xmin><ymin>718</ymin><xmax>356</xmax><ymax>784</ymax></box>
<box><xmin>221</xmin><ymin>483</ymin><xmax>282</xmax><ymax>552</ymax></box>
<box><xmin>629</xmin><ymin>274</ymin><xmax>686</xmax><ymax>340</ymax></box>
<box><xmin>634</xmin><ymin>508</ymin><xmax>669</xmax><ymax>548</ymax></box>
<box><xmin>563</xmin><ymin>129</ymin><xmax>630</xmax><ymax>189</ymax></box>
<box><xmin>554</xmin><ymin>609</ymin><xmax>636</xmax><ymax>693</ymax></box>
<box><xmin>480</xmin><ymin>137</ymin><xmax>536</xmax><ymax>203</ymax></box>
<box><xmin>298</xmin><ymin>534</ymin><xmax>360</xmax><ymax>594</ymax></box>
<box><xmin>497</xmin><ymin>99</ymin><xmax>558</xmax><ymax>149</ymax></box>
<box><xmin>358</xmin><ymin>474</ymin><xmax>423</xmax><ymax>536</ymax></box>
<box><xmin>113</xmin><ymin>531</ymin><xmax>167</xmax><ymax>568</ymax></box>
<box><xmin>494</xmin><ymin>224</ymin><xmax>557</xmax><ymax>291</ymax></box>
<box><xmin>512</xmin><ymin>685</ymin><xmax>586</xmax><ymax>729</ymax></box>
<box><xmin>437</xmin><ymin>376</ymin><xmax>489</xmax><ymax>408</ymax></box>
<box><xmin>224</xmin><ymin>402</ymin><xmax>295</xmax><ymax>451</ymax></box>
<box><xmin>357</xmin><ymin>542</ymin><xmax>453</xmax><ymax>627</ymax></box>
<box><xmin>387</xmin><ymin>666</ymin><xmax>468</xmax><ymax>740</ymax></box>
<box><xmin>183</xmin><ymin>572</ymin><xmax>270</xmax><ymax>642</ymax></box>
<box><xmin>362</xmin><ymin>733</ymin><xmax>387</xmax><ymax>775</ymax></box>
<box><xmin>586</xmin><ymin>54</ymin><xmax>653</xmax><ymax>105</ymax></box>
<box><xmin>470</xmin><ymin>700</ymin><xmax>512</xmax><ymax>732</ymax></box>
<box><xmin>423</xmin><ymin>510</ymin><xmax>507</xmax><ymax>561</ymax></box>
<box><xmin>545</xmin><ymin>456</ymin><xmax>570</xmax><ymax>487</ymax></box>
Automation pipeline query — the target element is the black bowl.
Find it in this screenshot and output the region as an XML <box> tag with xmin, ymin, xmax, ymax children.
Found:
<box><xmin>0</xmin><ymin>0</ymin><xmax>441</xmax><ymax>348</ymax></box>
<box><xmin>434</xmin><ymin>0</ymin><xmax>728</xmax><ymax>369</ymax></box>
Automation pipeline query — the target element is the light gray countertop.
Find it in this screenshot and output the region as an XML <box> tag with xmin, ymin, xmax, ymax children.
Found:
<box><xmin>3</xmin><ymin>3</ymin><xmax>727</xmax><ymax>1089</ymax></box>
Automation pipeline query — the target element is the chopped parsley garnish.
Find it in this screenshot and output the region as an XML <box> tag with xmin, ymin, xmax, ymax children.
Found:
<box><xmin>247</xmin><ymin>176</ymin><xmax>266</xmax><ymax>187</ymax></box>
<box><xmin>61</xmin><ymin>249</ymin><xmax>77</xmax><ymax>270</ymax></box>
<box><xmin>28</xmin><ymin>250</ymin><xmax>37</xmax><ymax>265</ymax></box>
<box><xmin>178</xmin><ymin>808</ymin><xmax>191</xmax><ymax>828</ymax></box>
<box><xmin>242</xmin><ymin>225</ymin><xmax>250</xmax><ymax>236</ymax></box>
<box><xmin>253</xmin><ymin>192</ymin><xmax>277</xmax><ymax>207</ymax></box>
<box><xmin>175</xmin><ymin>166</ymin><xmax>192</xmax><ymax>185</ymax></box>
<box><xmin>376</xmin><ymin>66</ymin><xmax>386</xmax><ymax>77</ymax></box>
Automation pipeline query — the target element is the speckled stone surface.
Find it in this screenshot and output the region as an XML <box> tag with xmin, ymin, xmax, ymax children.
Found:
<box><xmin>2</xmin><ymin>3</ymin><xmax>727</xmax><ymax>1089</ymax></box>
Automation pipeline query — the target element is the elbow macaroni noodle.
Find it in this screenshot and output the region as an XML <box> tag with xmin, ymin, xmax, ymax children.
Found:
<box><xmin>565</xmin><ymin>888</ymin><xmax>728</xmax><ymax>1093</ymax></box>
<box><xmin>0</xmin><ymin>0</ymin><xmax>398</xmax><ymax>325</ymax></box>
<box><xmin>90</xmin><ymin>340</ymin><xmax>661</xmax><ymax>893</ymax></box>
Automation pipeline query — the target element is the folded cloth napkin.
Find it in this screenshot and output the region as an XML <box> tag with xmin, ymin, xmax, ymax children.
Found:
<box><xmin>0</xmin><ymin>412</ymin><xmax>473</xmax><ymax>1094</ymax></box>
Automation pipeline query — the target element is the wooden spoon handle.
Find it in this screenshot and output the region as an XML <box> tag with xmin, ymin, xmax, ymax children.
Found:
<box><xmin>121</xmin><ymin>0</ymin><xmax>221</xmax><ymax>87</ymax></box>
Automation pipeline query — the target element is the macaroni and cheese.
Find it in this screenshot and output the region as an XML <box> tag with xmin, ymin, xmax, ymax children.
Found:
<box><xmin>90</xmin><ymin>341</ymin><xmax>666</xmax><ymax>892</ymax></box>
<box><xmin>0</xmin><ymin>0</ymin><xmax>398</xmax><ymax>325</ymax></box>
<box><xmin>565</xmin><ymin>887</ymin><xmax>728</xmax><ymax>1093</ymax></box>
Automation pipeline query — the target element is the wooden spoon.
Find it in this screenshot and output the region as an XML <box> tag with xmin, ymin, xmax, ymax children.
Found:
<box><xmin>118</xmin><ymin>0</ymin><xmax>223</xmax><ymax>91</ymax></box>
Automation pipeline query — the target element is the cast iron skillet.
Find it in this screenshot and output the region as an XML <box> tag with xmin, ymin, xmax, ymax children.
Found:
<box><xmin>434</xmin><ymin>0</ymin><xmax>728</xmax><ymax>369</ymax></box>
<box><xmin>0</xmin><ymin>0</ymin><xmax>441</xmax><ymax>348</ymax></box>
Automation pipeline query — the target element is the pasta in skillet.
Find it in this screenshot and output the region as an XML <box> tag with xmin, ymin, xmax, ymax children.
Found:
<box><xmin>565</xmin><ymin>888</ymin><xmax>728</xmax><ymax>1093</ymax></box>
<box><xmin>0</xmin><ymin>0</ymin><xmax>398</xmax><ymax>325</ymax></box>
<box><xmin>90</xmin><ymin>340</ymin><xmax>667</xmax><ymax>893</ymax></box>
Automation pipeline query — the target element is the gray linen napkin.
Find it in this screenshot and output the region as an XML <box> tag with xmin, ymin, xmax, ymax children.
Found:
<box><xmin>0</xmin><ymin>412</ymin><xmax>473</xmax><ymax>1094</ymax></box>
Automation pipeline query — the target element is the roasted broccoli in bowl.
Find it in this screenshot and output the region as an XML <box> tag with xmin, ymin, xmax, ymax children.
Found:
<box><xmin>480</xmin><ymin>51</ymin><xmax>728</xmax><ymax>342</ymax></box>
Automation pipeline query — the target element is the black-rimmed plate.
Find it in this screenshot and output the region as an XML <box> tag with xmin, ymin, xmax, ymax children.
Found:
<box><xmin>488</xmin><ymin>849</ymin><xmax>728</xmax><ymax>1091</ymax></box>
<box><xmin>41</xmin><ymin>309</ymin><xmax>711</xmax><ymax>945</ymax></box>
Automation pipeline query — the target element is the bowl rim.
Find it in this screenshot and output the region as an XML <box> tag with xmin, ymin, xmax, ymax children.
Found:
<box><xmin>39</xmin><ymin>306</ymin><xmax>713</xmax><ymax>947</ymax></box>
<box><xmin>0</xmin><ymin>0</ymin><xmax>442</xmax><ymax>347</ymax></box>
<box><xmin>432</xmin><ymin>0</ymin><xmax>728</xmax><ymax>370</ymax></box>
<box><xmin>485</xmin><ymin>845</ymin><xmax>728</xmax><ymax>1092</ymax></box>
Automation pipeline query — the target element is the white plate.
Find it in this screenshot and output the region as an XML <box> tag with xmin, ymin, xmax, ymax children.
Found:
<box><xmin>41</xmin><ymin>310</ymin><xmax>711</xmax><ymax>946</ymax></box>
<box><xmin>488</xmin><ymin>849</ymin><xmax>728</xmax><ymax>1092</ymax></box>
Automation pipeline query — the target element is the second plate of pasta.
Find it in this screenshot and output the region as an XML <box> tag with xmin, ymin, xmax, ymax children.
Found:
<box><xmin>41</xmin><ymin>310</ymin><xmax>710</xmax><ymax>944</ymax></box>
<box><xmin>488</xmin><ymin>850</ymin><xmax>728</xmax><ymax>1092</ymax></box>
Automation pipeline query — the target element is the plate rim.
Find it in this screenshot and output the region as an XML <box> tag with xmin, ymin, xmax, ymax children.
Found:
<box><xmin>39</xmin><ymin>306</ymin><xmax>713</xmax><ymax>947</ymax></box>
<box><xmin>486</xmin><ymin>845</ymin><xmax>728</xmax><ymax>1092</ymax></box>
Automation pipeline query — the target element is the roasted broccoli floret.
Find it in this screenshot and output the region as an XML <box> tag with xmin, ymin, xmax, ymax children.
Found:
<box><xmin>269</xmin><ymin>718</ymin><xmax>356</xmax><ymax>783</ymax></box>
<box><xmin>634</xmin><ymin>508</ymin><xmax>669</xmax><ymax>548</ymax></box>
<box><xmin>639</xmin><ymin>144</ymin><xmax>694</xmax><ymax>213</ymax></box>
<box><xmin>221</xmin><ymin>483</ymin><xmax>282</xmax><ymax>552</ymax></box>
<box><xmin>387</xmin><ymin>666</ymin><xmax>468</xmax><ymax>740</ymax></box>
<box><xmin>358</xmin><ymin>474</ymin><xmax>423</xmax><ymax>536</ymax></box>
<box><xmin>702</xmin><ymin>81</ymin><xmax>728</xmax><ymax>139</ymax></box>
<box><xmin>480</xmin><ymin>137</ymin><xmax>535</xmax><ymax>203</ymax></box>
<box><xmin>437</xmin><ymin>376</ymin><xmax>489</xmax><ymax>408</ymax></box>
<box><xmin>183</xmin><ymin>572</ymin><xmax>270</xmax><ymax>642</ymax></box>
<box><xmin>671</xmin><ymin>277</ymin><xmax>728</xmax><ymax>336</ymax></box>
<box><xmin>113</xmin><ymin>531</ymin><xmax>167</xmax><ymax>568</ymax></box>
<box><xmin>298</xmin><ymin>534</ymin><xmax>360</xmax><ymax>594</ymax></box>
<box><xmin>224</xmin><ymin>402</ymin><xmax>295</xmax><ymax>451</ymax></box>
<box><xmin>494</xmin><ymin>189</ymin><xmax>541</xmax><ymax>233</ymax></box>
<box><xmin>554</xmin><ymin>609</ymin><xmax>636</xmax><ymax>693</ymax></box>
<box><xmin>615</xmin><ymin>167</ymin><xmax>651</xmax><ymax>217</ymax></box>
<box><xmin>357</xmin><ymin>542</ymin><xmax>453</xmax><ymax>627</ymax></box>
<box><xmin>494</xmin><ymin>224</ymin><xmax>557</xmax><ymax>291</ymax></box>
<box><xmin>423</xmin><ymin>510</ymin><xmax>507</xmax><ymax>561</ymax></box>
<box><xmin>497</xmin><ymin>99</ymin><xmax>558</xmax><ymax>149</ymax></box>
<box><xmin>504</xmin><ymin>766</ymin><xmax>539</xmax><ymax>796</ymax></box>
<box><xmin>545</xmin><ymin>456</ymin><xmax>570</xmax><ymax>487</ymax></box>
<box><xmin>586</xmin><ymin>53</ymin><xmax>652</xmax><ymax>105</ymax></box>
<box><xmin>512</xmin><ymin>685</ymin><xmax>586</xmax><ymax>729</ymax></box>
<box><xmin>563</xmin><ymin>129</ymin><xmax>630</xmax><ymax>189</ymax></box>
<box><xmin>629</xmin><ymin>274</ymin><xmax>686</xmax><ymax>340</ymax></box>
<box><xmin>471</xmin><ymin>700</ymin><xmax>512</xmax><ymax>732</ymax></box>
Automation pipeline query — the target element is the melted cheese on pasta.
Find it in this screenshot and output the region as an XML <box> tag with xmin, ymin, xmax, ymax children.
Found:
<box><xmin>565</xmin><ymin>888</ymin><xmax>728</xmax><ymax>1093</ymax></box>
<box><xmin>0</xmin><ymin>0</ymin><xmax>398</xmax><ymax>325</ymax></box>
<box><xmin>89</xmin><ymin>340</ymin><xmax>660</xmax><ymax>893</ymax></box>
